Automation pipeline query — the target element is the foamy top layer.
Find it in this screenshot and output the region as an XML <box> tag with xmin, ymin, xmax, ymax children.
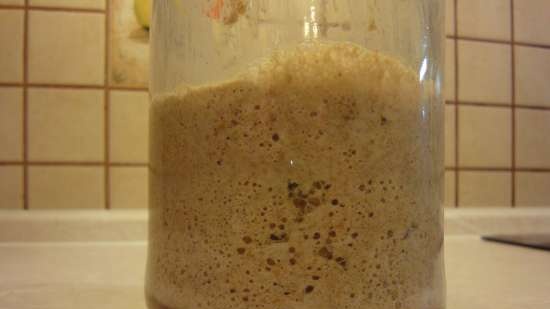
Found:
<box><xmin>163</xmin><ymin>41</ymin><xmax>419</xmax><ymax>106</ymax></box>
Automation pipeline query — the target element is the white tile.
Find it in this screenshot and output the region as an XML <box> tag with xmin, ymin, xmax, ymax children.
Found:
<box><xmin>458</xmin><ymin>41</ymin><xmax>511</xmax><ymax>104</ymax></box>
<box><xmin>459</xmin><ymin>106</ymin><xmax>511</xmax><ymax>168</ymax></box>
<box><xmin>0</xmin><ymin>0</ymin><xmax>24</xmax><ymax>4</ymax></box>
<box><xmin>514</xmin><ymin>0</ymin><xmax>550</xmax><ymax>46</ymax></box>
<box><xmin>516</xmin><ymin>109</ymin><xmax>550</xmax><ymax>168</ymax></box>
<box><xmin>0</xmin><ymin>87</ymin><xmax>23</xmax><ymax>161</ymax></box>
<box><xmin>28</xmin><ymin>88</ymin><xmax>104</xmax><ymax>161</ymax></box>
<box><xmin>445</xmin><ymin>170</ymin><xmax>456</xmax><ymax>208</ymax></box>
<box><xmin>515</xmin><ymin>46</ymin><xmax>550</xmax><ymax>108</ymax></box>
<box><xmin>0</xmin><ymin>9</ymin><xmax>24</xmax><ymax>83</ymax></box>
<box><xmin>110</xmin><ymin>91</ymin><xmax>149</xmax><ymax>163</ymax></box>
<box><xmin>516</xmin><ymin>172</ymin><xmax>550</xmax><ymax>207</ymax></box>
<box><xmin>0</xmin><ymin>166</ymin><xmax>23</xmax><ymax>209</ymax></box>
<box><xmin>28</xmin><ymin>166</ymin><xmax>104</xmax><ymax>209</ymax></box>
<box><xmin>445</xmin><ymin>39</ymin><xmax>456</xmax><ymax>102</ymax></box>
<box><xmin>28</xmin><ymin>10</ymin><xmax>105</xmax><ymax>85</ymax></box>
<box><xmin>445</xmin><ymin>104</ymin><xmax>456</xmax><ymax>167</ymax></box>
<box><xmin>457</xmin><ymin>0</ymin><xmax>511</xmax><ymax>40</ymax></box>
<box><xmin>459</xmin><ymin>171</ymin><xmax>511</xmax><ymax>207</ymax></box>
<box><xmin>446</xmin><ymin>0</ymin><xmax>455</xmax><ymax>36</ymax></box>
<box><xmin>29</xmin><ymin>0</ymin><xmax>105</xmax><ymax>9</ymax></box>
<box><xmin>111</xmin><ymin>167</ymin><xmax>148</xmax><ymax>208</ymax></box>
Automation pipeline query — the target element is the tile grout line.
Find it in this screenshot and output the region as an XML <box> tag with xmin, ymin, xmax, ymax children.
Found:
<box><xmin>446</xmin><ymin>35</ymin><xmax>550</xmax><ymax>50</ymax></box>
<box><xmin>510</xmin><ymin>0</ymin><xmax>516</xmax><ymax>208</ymax></box>
<box><xmin>3</xmin><ymin>81</ymin><xmax>546</xmax><ymax>107</ymax></box>
<box><xmin>0</xmin><ymin>4</ymin><xmax>105</xmax><ymax>13</ymax></box>
<box><xmin>513</xmin><ymin>41</ymin><xmax>550</xmax><ymax>50</ymax></box>
<box><xmin>104</xmin><ymin>0</ymin><xmax>111</xmax><ymax>210</ymax></box>
<box><xmin>512</xmin><ymin>104</ymin><xmax>550</xmax><ymax>111</ymax></box>
<box><xmin>448</xmin><ymin>101</ymin><xmax>510</xmax><ymax>108</ymax></box>
<box><xmin>445</xmin><ymin>100</ymin><xmax>550</xmax><ymax>111</ymax></box>
<box><xmin>0</xmin><ymin>161</ymin><xmax>148</xmax><ymax>166</ymax></box>
<box><xmin>445</xmin><ymin>101</ymin><xmax>550</xmax><ymax>110</ymax></box>
<box><xmin>444</xmin><ymin>167</ymin><xmax>550</xmax><ymax>173</ymax></box>
<box><xmin>109</xmin><ymin>86</ymin><xmax>149</xmax><ymax>91</ymax></box>
<box><xmin>453</xmin><ymin>0</ymin><xmax>459</xmax><ymax>208</ymax></box>
<box><xmin>24</xmin><ymin>6</ymin><xmax>104</xmax><ymax>13</ymax></box>
<box><xmin>19</xmin><ymin>83</ymin><xmax>104</xmax><ymax>89</ymax></box>
<box><xmin>3</xmin><ymin>161</ymin><xmax>549</xmax><ymax>172</ymax></box>
<box><xmin>447</xmin><ymin>35</ymin><xmax>509</xmax><ymax>45</ymax></box>
<box><xmin>4</xmin><ymin>82</ymin><xmax>548</xmax><ymax>108</ymax></box>
<box><xmin>22</xmin><ymin>0</ymin><xmax>29</xmax><ymax>210</ymax></box>
<box><xmin>4</xmin><ymin>83</ymin><xmax>548</xmax><ymax>108</ymax></box>
<box><xmin>0</xmin><ymin>83</ymin><xmax>149</xmax><ymax>91</ymax></box>
<box><xmin>0</xmin><ymin>4</ymin><xmax>23</xmax><ymax>10</ymax></box>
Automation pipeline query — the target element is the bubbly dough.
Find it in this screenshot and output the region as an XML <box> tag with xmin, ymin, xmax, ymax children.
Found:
<box><xmin>146</xmin><ymin>41</ymin><xmax>444</xmax><ymax>309</ymax></box>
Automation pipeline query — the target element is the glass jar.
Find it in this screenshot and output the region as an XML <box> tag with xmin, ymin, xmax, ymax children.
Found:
<box><xmin>147</xmin><ymin>1</ymin><xmax>446</xmax><ymax>309</ymax></box>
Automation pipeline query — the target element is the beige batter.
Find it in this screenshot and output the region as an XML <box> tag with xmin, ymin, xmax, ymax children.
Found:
<box><xmin>146</xmin><ymin>42</ymin><xmax>444</xmax><ymax>309</ymax></box>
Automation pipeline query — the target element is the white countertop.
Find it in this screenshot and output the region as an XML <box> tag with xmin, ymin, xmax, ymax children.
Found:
<box><xmin>1</xmin><ymin>209</ymin><xmax>550</xmax><ymax>309</ymax></box>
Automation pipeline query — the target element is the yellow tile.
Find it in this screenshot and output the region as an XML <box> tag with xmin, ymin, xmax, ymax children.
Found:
<box><xmin>514</xmin><ymin>0</ymin><xmax>550</xmax><ymax>46</ymax></box>
<box><xmin>29</xmin><ymin>0</ymin><xmax>105</xmax><ymax>9</ymax></box>
<box><xmin>28</xmin><ymin>10</ymin><xmax>105</xmax><ymax>85</ymax></box>
<box><xmin>445</xmin><ymin>0</ymin><xmax>455</xmax><ymax>36</ymax></box>
<box><xmin>0</xmin><ymin>166</ymin><xmax>23</xmax><ymax>209</ymax></box>
<box><xmin>0</xmin><ymin>9</ymin><xmax>24</xmax><ymax>83</ymax></box>
<box><xmin>459</xmin><ymin>106</ymin><xmax>511</xmax><ymax>167</ymax></box>
<box><xmin>444</xmin><ymin>170</ymin><xmax>456</xmax><ymax>208</ymax></box>
<box><xmin>0</xmin><ymin>87</ymin><xmax>23</xmax><ymax>161</ymax></box>
<box><xmin>445</xmin><ymin>104</ymin><xmax>455</xmax><ymax>167</ymax></box>
<box><xmin>516</xmin><ymin>109</ymin><xmax>550</xmax><ymax>168</ymax></box>
<box><xmin>111</xmin><ymin>166</ymin><xmax>148</xmax><ymax>208</ymax></box>
<box><xmin>110</xmin><ymin>91</ymin><xmax>149</xmax><ymax>163</ymax></box>
<box><xmin>515</xmin><ymin>46</ymin><xmax>550</xmax><ymax>108</ymax></box>
<box><xmin>516</xmin><ymin>172</ymin><xmax>550</xmax><ymax>207</ymax></box>
<box><xmin>457</xmin><ymin>0</ymin><xmax>511</xmax><ymax>40</ymax></box>
<box><xmin>458</xmin><ymin>41</ymin><xmax>511</xmax><ymax>104</ymax></box>
<box><xmin>28</xmin><ymin>166</ymin><xmax>104</xmax><ymax>209</ymax></box>
<box><xmin>28</xmin><ymin>88</ymin><xmax>104</xmax><ymax>161</ymax></box>
<box><xmin>445</xmin><ymin>39</ymin><xmax>456</xmax><ymax>102</ymax></box>
<box><xmin>458</xmin><ymin>171</ymin><xmax>511</xmax><ymax>207</ymax></box>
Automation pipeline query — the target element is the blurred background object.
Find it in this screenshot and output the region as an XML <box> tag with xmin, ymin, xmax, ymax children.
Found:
<box><xmin>0</xmin><ymin>0</ymin><xmax>549</xmax><ymax>210</ymax></box>
<box><xmin>134</xmin><ymin>0</ymin><xmax>150</xmax><ymax>29</ymax></box>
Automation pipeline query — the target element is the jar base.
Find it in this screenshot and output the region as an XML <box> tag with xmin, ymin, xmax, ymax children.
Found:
<box><xmin>146</xmin><ymin>294</ymin><xmax>175</xmax><ymax>309</ymax></box>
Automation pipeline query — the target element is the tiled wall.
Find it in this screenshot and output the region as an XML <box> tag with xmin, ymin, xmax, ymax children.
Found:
<box><xmin>0</xmin><ymin>0</ymin><xmax>149</xmax><ymax>209</ymax></box>
<box><xmin>0</xmin><ymin>0</ymin><xmax>549</xmax><ymax>209</ymax></box>
<box><xmin>445</xmin><ymin>0</ymin><xmax>550</xmax><ymax>208</ymax></box>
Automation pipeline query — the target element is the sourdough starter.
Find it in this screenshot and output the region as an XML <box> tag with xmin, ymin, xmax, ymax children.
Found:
<box><xmin>146</xmin><ymin>42</ymin><xmax>444</xmax><ymax>309</ymax></box>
